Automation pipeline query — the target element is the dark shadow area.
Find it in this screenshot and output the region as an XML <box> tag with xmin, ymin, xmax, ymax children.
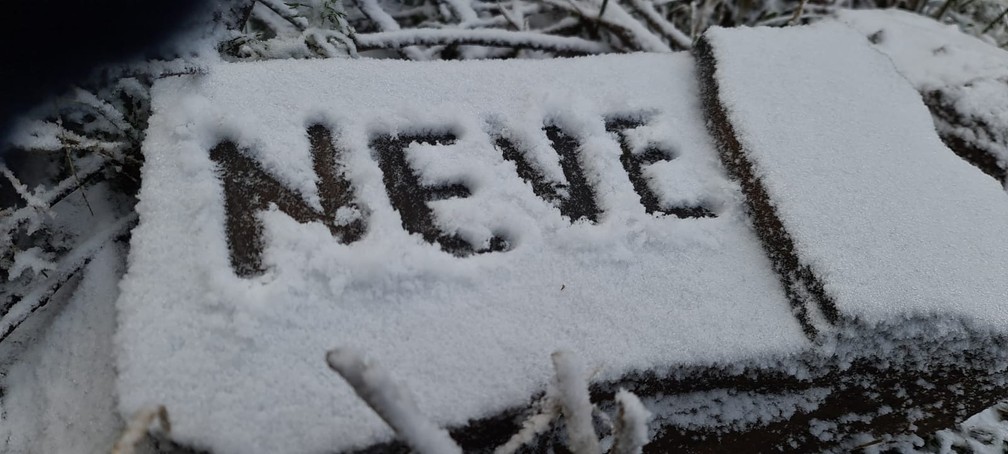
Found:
<box><xmin>0</xmin><ymin>0</ymin><xmax>209</xmax><ymax>142</ymax></box>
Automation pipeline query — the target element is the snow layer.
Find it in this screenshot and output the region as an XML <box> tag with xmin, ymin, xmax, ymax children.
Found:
<box><xmin>834</xmin><ymin>9</ymin><xmax>1008</xmax><ymax>178</ymax></box>
<box><xmin>834</xmin><ymin>9</ymin><xmax>1008</xmax><ymax>88</ymax></box>
<box><xmin>120</xmin><ymin>53</ymin><xmax>808</xmax><ymax>453</ymax></box>
<box><xmin>0</xmin><ymin>244</ymin><xmax>124</xmax><ymax>453</ymax></box>
<box><xmin>704</xmin><ymin>23</ymin><xmax>1008</xmax><ymax>327</ymax></box>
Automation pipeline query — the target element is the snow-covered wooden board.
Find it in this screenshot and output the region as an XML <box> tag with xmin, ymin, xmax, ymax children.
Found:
<box><xmin>835</xmin><ymin>9</ymin><xmax>1008</xmax><ymax>186</ymax></box>
<box><xmin>697</xmin><ymin>22</ymin><xmax>1008</xmax><ymax>334</ymax></box>
<box><xmin>121</xmin><ymin>54</ymin><xmax>810</xmax><ymax>453</ymax></box>
<box><xmin>691</xmin><ymin>22</ymin><xmax>1008</xmax><ymax>451</ymax></box>
<box><xmin>120</xmin><ymin>25</ymin><xmax>1008</xmax><ymax>453</ymax></box>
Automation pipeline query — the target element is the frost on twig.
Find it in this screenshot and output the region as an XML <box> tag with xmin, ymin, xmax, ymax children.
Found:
<box><xmin>355</xmin><ymin>29</ymin><xmax>609</xmax><ymax>54</ymax></box>
<box><xmin>552</xmin><ymin>350</ymin><xmax>602</xmax><ymax>454</ymax></box>
<box><xmin>111</xmin><ymin>405</ymin><xmax>171</xmax><ymax>454</ymax></box>
<box><xmin>326</xmin><ymin>347</ymin><xmax>462</xmax><ymax>454</ymax></box>
<box><xmin>494</xmin><ymin>395</ymin><xmax>561</xmax><ymax>454</ymax></box>
<box><xmin>610</xmin><ymin>390</ymin><xmax>652</xmax><ymax>454</ymax></box>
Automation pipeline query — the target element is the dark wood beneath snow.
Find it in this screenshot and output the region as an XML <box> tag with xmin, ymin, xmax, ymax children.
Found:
<box><xmin>693</xmin><ymin>36</ymin><xmax>838</xmax><ymax>340</ymax></box>
<box><xmin>923</xmin><ymin>85</ymin><xmax>1008</xmax><ymax>185</ymax></box>
<box><xmin>148</xmin><ymin>330</ymin><xmax>1008</xmax><ymax>453</ymax></box>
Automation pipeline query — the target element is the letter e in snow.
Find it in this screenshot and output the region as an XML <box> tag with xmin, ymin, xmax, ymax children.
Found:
<box><xmin>370</xmin><ymin>130</ymin><xmax>508</xmax><ymax>256</ymax></box>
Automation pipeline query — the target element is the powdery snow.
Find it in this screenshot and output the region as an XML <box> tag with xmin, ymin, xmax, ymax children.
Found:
<box><xmin>834</xmin><ymin>9</ymin><xmax>1008</xmax><ymax>179</ymax></box>
<box><xmin>703</xmin><ymin>23</ymin><xmax>1008</xmax><ymax>328</ymax></box>
<box><xmin>834</xmin><ymin>9</ymin><xmax>1008</xmax><ymax>88</ymax></box>
<box><xmin>0</xmin><ymin>243</ymin><xmax>124</xmax><ymax>453</ymax></box>
<box><xmin>118</xmin><ymin>53</ymin><xmax>809</xmax><ymax>453</ymax></box>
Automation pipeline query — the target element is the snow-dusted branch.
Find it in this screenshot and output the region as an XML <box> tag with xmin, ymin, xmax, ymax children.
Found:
<box><xmin>1</xmin><ymin>164</ymin><xmax>48</xmax><ymax>211</ymax></box>
<box><xmin>624</xmin><ymin>0</ymin><xmax>693</xmax><ymax>49</ymax></box>
<box><xmin>259</xmin><ymin>0</ymin><xmax>310</xmax><ymax>31</ymax></box>
<box><xmin>551</xmin><ymin>350</ymin><xmax>601</xmax><ymax>454</ymax></box>
<box><xmin>111</xmin><ymin>405</ymin><xmax>171</xmax><ymax>454</ymax></box>
<box><xmin>494</xmin><ymin>396</ymin><xmax>561</xmax><ymax>454</ymax></box>
<box><xmin>0</xmin><ymin>155</ymin><xmax>105</xmax><ymax>223</ymax></box>
<box><xmin>541</xmin><ymin>0</ymin><xmax>671</xmax><ymax>52</ymax></box>
<box><xmin>355</xmin><ymin>28</ymin><xmax>610</xmax><ymax>54</ymax></box>
<box><xmin>353</xmin><ymin>0</ymin><xmax>429</xmax><ymax>60</ymax></box>
<box><xmin>610</xmin><ymin>390</ymin><xmax>652</xmax><ymax>454</ymax></box>
<box><xmin>326</xmin><ymin>348</ymin><xmax>462</xmax><ymax>454</ymax></box>
<box><xmin>439</xmin><ymin>0</ymin><xmax>480</xmax><ymax>24</ymax></box>
<box><xmin>0</xmin><ymin>213</ymin><xmax>137</xmax><ymax>343</ymax></box>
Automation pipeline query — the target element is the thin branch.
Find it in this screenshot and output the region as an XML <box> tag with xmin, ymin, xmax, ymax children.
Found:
<box><xmin>982</xmin><ymin>6</ymin><xmax>1008</xmax><ymax>33</ymax></box>
<box><xmin>624</xmin><ymin>0</ymin><xmax>693</xmax><ymax>49</ymax></box>
<box><xmin>0</xmin><ymin>213</ymin><xmax>136</xmax><ymax>344</ymax></box>
<box><xmin>494</xmin><ymin>396</ymin><xmax>561</xmax><ymax>454</ymax></box>
<box><xmin>65</xmin><ymin>149</ymin><xmax>95</xmax><ymax>216</ymax></box>
<box><xmin>543</xmin><ymin>0</ymin><xmax>671</xmax><ymax>52</ymax></box>
<box><xmin>595</xmin><ymin>0</ymin><xmax>612</xmax><ymax>34</ymax></box>
<box><xmin>326</xmin><ymin>348</ymin><xmax>462</xmax><ymax>454</ymax></box>
<box><xmin>789</xmin><ymin>0</ymin><xmax>809</xmax><ymax>24</ymax></box>
<box><xmin>497</xmin><ymin>2</ymin><xmax>524</xmax><ymax>30</ymax></box>
<box><xmin>0</xmin><ymin>156</ymin><xmax>105</xmax><ymax>222</ymax></box>
<box><xmin>353</xmin><ymin>0</ymin><xmax>429</xmax><ymax>60</ymax></box>
<box><xmin>259</xmin><ymin>0</ymin><xmax>309</xmax><ymax>31</ymax></box>
<box><xmin>439</xmin><ymin>0</ymin><xmax>480</xmax><ymax>23</ymax></box>
<box><xmin>933</xmin><ymin>0</ymin><xmax>956</xmax><ymax>20</ymax></box>
<box><xmin>0</xmin><ymin>164</ymin><xmax>48</xmax><ymax>210</ymax></box>
<box><xmin>355</xmin><ymin>29</ymin><xmax>610</xmax><ymax>54</ymax></box>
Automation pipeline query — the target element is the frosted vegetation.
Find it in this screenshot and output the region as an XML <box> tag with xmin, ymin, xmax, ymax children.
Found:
<box><xmin>2</xmin><ymin>0</ymin><xmax>1008</xmax><ymax>452</ymax></box>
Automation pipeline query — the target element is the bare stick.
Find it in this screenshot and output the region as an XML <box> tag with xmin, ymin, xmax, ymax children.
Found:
<box><xmin>326</xmin><ymin>348</ymin><xmax>462</xmax><ymax>454</ymax></box>
<box><xmin>551</xmin><ymin>350</ymin><xmax>600</xmax><ymax>454</ymax></box>
<box><xmin>111</xmin><ymin>405</ymin><xmax>171</xmax><ymax>454</ymax></box>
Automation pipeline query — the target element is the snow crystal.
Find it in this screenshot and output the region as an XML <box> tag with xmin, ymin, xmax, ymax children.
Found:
<box><xmin>118</xmin><ymin>53</ymin><xmax>808</xmax><ymax>453</ymax></box>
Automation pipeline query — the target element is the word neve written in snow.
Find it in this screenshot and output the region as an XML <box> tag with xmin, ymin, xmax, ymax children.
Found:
<box><xmin>211</xmin><ymin>115</ymin><xmax>717</xmax><ymax>277</ymax></box>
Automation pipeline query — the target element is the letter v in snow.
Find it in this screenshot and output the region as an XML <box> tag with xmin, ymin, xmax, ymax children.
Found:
<box><xmin>209</xmin><ymin>125</ymin><xmax>366</xmax><ymax>277</ymax></box>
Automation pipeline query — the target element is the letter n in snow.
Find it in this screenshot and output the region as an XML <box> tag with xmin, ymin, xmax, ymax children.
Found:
<box><xmin>210</xmin><ymin>125</ymin><xmax>366</xmax><ymax>277</ymax></box>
